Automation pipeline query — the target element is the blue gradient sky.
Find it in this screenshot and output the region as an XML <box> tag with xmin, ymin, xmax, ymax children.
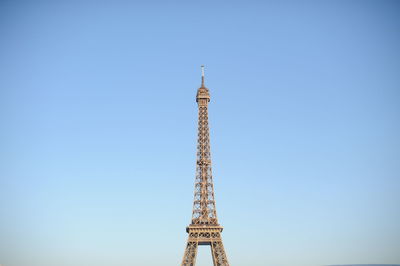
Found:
<box><xmin>0</xmin><ymin>1</ymin><xmax>399</xmax><ymax>266</ymax></box>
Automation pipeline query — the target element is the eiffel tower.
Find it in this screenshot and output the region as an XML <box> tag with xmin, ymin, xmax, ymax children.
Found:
<box><xmin>181</xmin><ymin>66</ymin><xmax>230</xmax><ymax>266</ymax></box>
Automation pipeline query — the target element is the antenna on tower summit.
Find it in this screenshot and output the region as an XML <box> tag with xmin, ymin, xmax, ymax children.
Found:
<box><xmin>201</xmin><ymin>65</ymin><xmax>205</xmax><ymax>87</ymax></box>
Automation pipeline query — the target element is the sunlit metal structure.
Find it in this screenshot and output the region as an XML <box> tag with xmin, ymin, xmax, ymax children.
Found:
<box><xmin>181</xmin><ymin>66</ymin><xmax>230</xmax><ymax>266</ymax></box>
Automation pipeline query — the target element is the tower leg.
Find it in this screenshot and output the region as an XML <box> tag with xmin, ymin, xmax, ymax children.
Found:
<box><xmin>211</xmin><ymin>241</ymin><xmax>229</xmax><ymax>266</ymax></box>
<box><xmin>181</xmin><ymin>241</ymin><xmax>198</xmax><ymax>266</ymax></box>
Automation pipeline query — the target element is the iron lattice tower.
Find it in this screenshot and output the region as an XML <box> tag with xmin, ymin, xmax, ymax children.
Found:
<box><xmin>181</xmin><ymin>66</ymin><xmax>230</xmax><ymax>266</ymax></box>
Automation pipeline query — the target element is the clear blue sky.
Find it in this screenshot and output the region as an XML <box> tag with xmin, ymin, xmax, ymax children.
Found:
<box><xmin>0</xmin><ymin>1</ymin><xmax>399</xmax><ymax>266</ymax></box>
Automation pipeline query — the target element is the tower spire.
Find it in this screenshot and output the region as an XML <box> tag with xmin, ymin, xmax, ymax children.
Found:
<box><xmin>201</xmin><ymin>65</ymin><xmax>205</xmax><ymax>87</ymax></box>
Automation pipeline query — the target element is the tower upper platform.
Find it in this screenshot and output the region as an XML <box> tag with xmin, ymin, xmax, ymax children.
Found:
<box><xmin>196</xmin><ymin>65</ymin><xmax>210</xmax><ymax>104</ymax></box>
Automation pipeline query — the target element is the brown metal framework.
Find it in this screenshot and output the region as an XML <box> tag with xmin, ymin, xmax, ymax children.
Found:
<box><xmin>181</xmin><ymin>67</ymin><xmax>230</xmax><ymax>266</ymax></box>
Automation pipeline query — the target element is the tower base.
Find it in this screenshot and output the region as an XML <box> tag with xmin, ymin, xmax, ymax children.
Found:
<box><xmin>181</xmin><ymin>225</ymin><xmax>229</xmax><ymax>266</ymax></box>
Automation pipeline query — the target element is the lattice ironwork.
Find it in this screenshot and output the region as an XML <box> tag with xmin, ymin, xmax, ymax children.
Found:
<box><xmin>181</xmin><ymin>66</ymin><xmax>230</xmax><ymax>266</ymax></box>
